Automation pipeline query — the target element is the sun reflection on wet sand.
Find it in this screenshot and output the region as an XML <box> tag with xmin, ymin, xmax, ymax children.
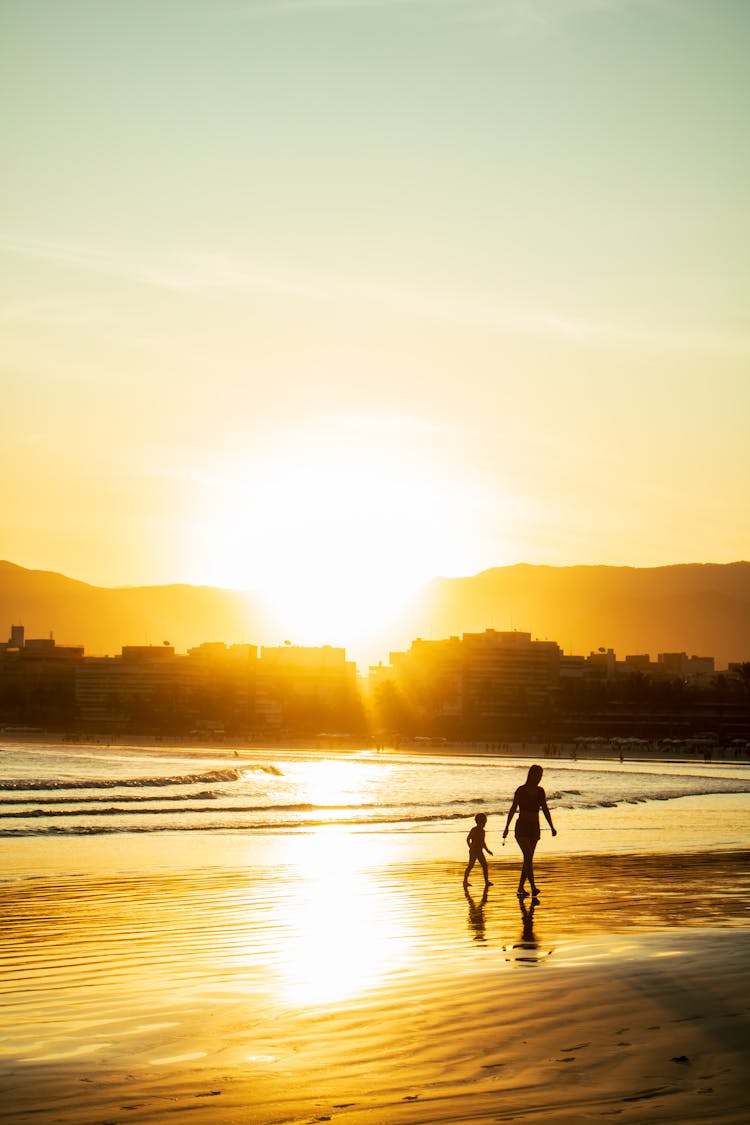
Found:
<box><xmin>271</xmin><ymin>827</ymin><xmax>416</xmax><ymax>1006</ymax></box>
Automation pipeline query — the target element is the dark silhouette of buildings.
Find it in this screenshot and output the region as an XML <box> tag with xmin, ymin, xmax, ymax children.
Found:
<box><xmin>1</xmin><ymin>623</ymin><xmax>748</xmax><ymax>746</ymax></box>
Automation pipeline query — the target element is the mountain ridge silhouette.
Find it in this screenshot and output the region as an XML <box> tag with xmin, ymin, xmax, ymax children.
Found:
<box><xmin>1</xmin><ymin>559</ymin><xmax>748</xmax><ymax>669</ymax></box>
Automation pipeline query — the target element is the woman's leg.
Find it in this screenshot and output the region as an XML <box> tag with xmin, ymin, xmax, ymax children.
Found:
<box><xmin>516</xmin><ymin>836</ymin><xmax>537</xmax><ymax>894</ymax></box>
<box><xmin>515</xmin><ymin>835</ymin><xmax>528</xmax><ymax>893</ymax></box>
<box><xmin>524</xmin><ymin>839</ymin><xmax>539</xmax><ymax>894</ymax></box>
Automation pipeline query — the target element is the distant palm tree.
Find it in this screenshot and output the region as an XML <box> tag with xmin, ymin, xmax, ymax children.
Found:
<box><xmin>733</xmin><ymin>662</ymin><xmax>750</xmax><ymax>696</ymax></box>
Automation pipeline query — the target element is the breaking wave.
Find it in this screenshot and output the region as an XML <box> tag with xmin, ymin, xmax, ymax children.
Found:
<box><xmin>1</xmin><ymin>745</ymin><xmax>748</xmax><ymax>839</ymax></box>
<box><xmin>0</xmin><ymin>767</ymin><xmax>244</xmax><ymax>792</ymax></box>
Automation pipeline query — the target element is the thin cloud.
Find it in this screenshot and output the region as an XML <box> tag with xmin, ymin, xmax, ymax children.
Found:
<box><xmin>0</xmin><ymin>231</ymin><xmax>590</xmax><ymax>336</ymax></box>
<box><xmin>216</xmin><ymin>0</ymin><xmax>673</xmax><ymax>26</ymax></box>
<box><xmin>221</xmin><ymin>0</ymin><xmax>458</xmax><ymax>14</ymax></box>
<box><xmin>2</xmin><ymin>232</ymin><xmax>747</xmax><ymax>356</ymax></box>
<box><xmin>0</xmin><ymin>295</ymin><xmax>113</xmax><ymax>327</ymax></box>
<box><xmin>0</xmin><ymin>234</ymin><xmax>169</xmax><ymax>291</ymax></box>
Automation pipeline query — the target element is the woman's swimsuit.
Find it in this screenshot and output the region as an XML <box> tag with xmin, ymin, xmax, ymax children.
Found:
<box><xmin>514</xmin><ymin>784</ymin><xmax>545</xmax><ymax>842</ymax></box>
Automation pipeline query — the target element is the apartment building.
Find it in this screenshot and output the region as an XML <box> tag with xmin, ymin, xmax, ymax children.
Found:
<box><xmin>385</xmin><ymin>629</ymin><xmax>561</xmax><ymax>723</ymax></box>
<box><xmin>75</xmin><ymin>645</ymin><xmax>199</xmax><ymax>727</ymax></box>
<box><xmin>257</xmin><ymin>644</ymin><xmax>359</xmax><ymax>732</ymax></box>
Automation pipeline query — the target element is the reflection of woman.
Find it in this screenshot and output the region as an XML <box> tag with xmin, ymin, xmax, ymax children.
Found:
<box><xmin>503</xmin><ymin>764</ymin><xmax>556</xmax><ymax>899</ymax></box>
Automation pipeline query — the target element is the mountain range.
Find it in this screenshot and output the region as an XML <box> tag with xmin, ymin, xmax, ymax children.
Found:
<box><xmin>402</xmin><ymin>562</ymin><xmax>750</xmax><ymax>670</ymax></box>
<box><xmin>1</xmin><ymin>560</ymin><xmax>748</xmax><ymax>671</ymax></box>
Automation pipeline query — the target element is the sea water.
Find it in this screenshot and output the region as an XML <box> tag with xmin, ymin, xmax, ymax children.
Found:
<box><xmin>1</xmin><ymin>741</ymin><xmax>749</xmax><ymax>848</ymax></box>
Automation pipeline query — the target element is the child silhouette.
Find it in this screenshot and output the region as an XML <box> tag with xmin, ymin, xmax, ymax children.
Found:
<box><xmin>464</xmin><ymin>811</ymin><xmax>493</xmax><ymax>888</ymax></box>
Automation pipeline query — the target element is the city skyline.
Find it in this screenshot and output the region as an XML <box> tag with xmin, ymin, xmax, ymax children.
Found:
<box><xmin>3</xmin><ymin>618</ymin><xmax>748</xmax><ymax>747</ymax></box>
<box><xmin>0</xmin><ymin>616</ymin><xmax>736</xmax><ymax>667</ymax></box>
<box><xmin>3</xmin><ymin>0</ymin><xmax>749</xmax><ymax>654</ymax></box>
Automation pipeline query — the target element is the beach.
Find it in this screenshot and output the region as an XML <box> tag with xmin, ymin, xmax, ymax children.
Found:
<box><xmin>3</xmin><ymin>844</ymin><xmax>750</xmax><ymax>1123</ymax></box>
<box><xmin>2</xmin><ymin>745</ymin><xmax>750</xmax><ymax>1123</ymax></box>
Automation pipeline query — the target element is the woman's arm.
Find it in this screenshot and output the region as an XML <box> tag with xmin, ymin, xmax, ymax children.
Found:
<box><xmin>503</xmin><ymin>794</ymin><xmax>519</xmax><ymax>838</ymax></box>
<box><xmin>540</xmin><ymin>791</ymin><xmax>557</xmax><ymax>836</ymax></box>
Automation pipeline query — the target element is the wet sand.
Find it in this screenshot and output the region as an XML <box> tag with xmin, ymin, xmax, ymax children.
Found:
<box><xmin>2</xmin><ymin>840</ymin><xmax>749</xmax><ymax>1124</ymax></box>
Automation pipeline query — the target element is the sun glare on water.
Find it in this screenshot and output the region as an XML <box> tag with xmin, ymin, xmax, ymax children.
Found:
<box><xmin>230</xmin><ymin>763</ymin><xmax>413</xmax><ymax>1006</ymax></box>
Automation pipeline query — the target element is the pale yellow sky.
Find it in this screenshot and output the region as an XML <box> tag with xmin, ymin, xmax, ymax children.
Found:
<box><xmin>2</xmin><ymin>0</ymin><xmax>749</xmax><ymax>649</ymax></box>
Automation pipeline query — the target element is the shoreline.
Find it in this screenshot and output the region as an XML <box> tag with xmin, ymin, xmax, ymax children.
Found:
<box><xmin>3</xmin><ymin>730</ymin><xmax>749</xmax><ymax>766</ymax></box>
<box><xmin>4</xmin><ymin>791</ymin><xmax>750</xmax><ymax>882</ymax></box>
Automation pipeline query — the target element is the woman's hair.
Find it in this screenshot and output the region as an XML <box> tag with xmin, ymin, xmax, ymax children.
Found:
<box><xmin>526</xmin><ymin>764</ymin><xmax>544</xmax><ymax>785</ymax></box>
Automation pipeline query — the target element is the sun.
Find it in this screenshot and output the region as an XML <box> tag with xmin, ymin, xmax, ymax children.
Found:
<box><xmin>184</xmin><ymin>443</ymin><xmax>476</xmax><ymax>657</ymax></box>
<box><xmin>247</xmin><ymin>459</ymin><xmax>430</xmax><ymax>643</ymax></box>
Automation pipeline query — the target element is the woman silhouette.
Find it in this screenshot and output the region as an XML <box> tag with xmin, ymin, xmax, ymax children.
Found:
<box><xmin>503</xmin><ymin>764</ymin><xmax>556</xmax><ymax>898</ymax></box>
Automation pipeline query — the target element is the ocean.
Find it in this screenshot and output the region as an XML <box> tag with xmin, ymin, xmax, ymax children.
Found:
<box><xmin>2</xmin><ymin>740</ymin><xmax>749</xmax><ymax>849</ymax></box>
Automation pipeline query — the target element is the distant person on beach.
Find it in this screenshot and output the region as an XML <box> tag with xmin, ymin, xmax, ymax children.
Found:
<box><xmin>503</xmin><ymin>764</ymin><xmax>556</xmax><ymax>899</ymax></box>
<box><xmin>464</xmin><ymin>812</ymin><xmax>493</xmax><ymax>888</ymax></box>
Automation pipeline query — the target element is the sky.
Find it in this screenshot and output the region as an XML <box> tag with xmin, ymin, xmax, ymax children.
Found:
<box><xmin>2</xmin><ymin>0</ymin><xmax>749</xmax><ymax>648</ymax></box>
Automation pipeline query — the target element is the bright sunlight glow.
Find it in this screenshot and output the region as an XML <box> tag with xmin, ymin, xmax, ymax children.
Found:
<box><xmin>301</xmin><ymin>759</ymin><xmax>366</xmax><ymax>810</ymax></box>
<box><xmin>183</xmin><ymin>441</ymin><xmax>483</xmax><ymax>649</ymax></box>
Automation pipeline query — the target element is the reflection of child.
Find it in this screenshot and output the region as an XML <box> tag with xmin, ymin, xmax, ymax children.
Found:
<box><xmin>464</xmin><ymin>812</ymin><xmax>493</xmax><ymax>888</ymax></box>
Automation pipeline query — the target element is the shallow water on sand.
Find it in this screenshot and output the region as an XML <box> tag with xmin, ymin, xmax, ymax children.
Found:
<box><xmin>2</xmin><ymin>846</ymin><xmax>749</xmax><ymax>1070</ymax></box>
<box><xmin>2</xmin><ymin>810</ymin><xmax>750</xmax><ymax>1125</ymax></box>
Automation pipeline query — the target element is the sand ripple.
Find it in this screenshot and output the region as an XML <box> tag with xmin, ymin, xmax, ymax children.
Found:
<box><xmin>2</xmin><ymin>851</ymin><xmax>750</xmax><ymax>1123</ymax></box>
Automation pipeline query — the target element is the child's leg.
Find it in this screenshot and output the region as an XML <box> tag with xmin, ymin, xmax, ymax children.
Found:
<box><xmin>479</xmin><ymin>853</ymin><xmax>491</xmax><ymax>885</ymax></box>
<box><xmin>463</xmin><ymin>856</ymin><xmax>475</xmax><ymax>883</ymax></box>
